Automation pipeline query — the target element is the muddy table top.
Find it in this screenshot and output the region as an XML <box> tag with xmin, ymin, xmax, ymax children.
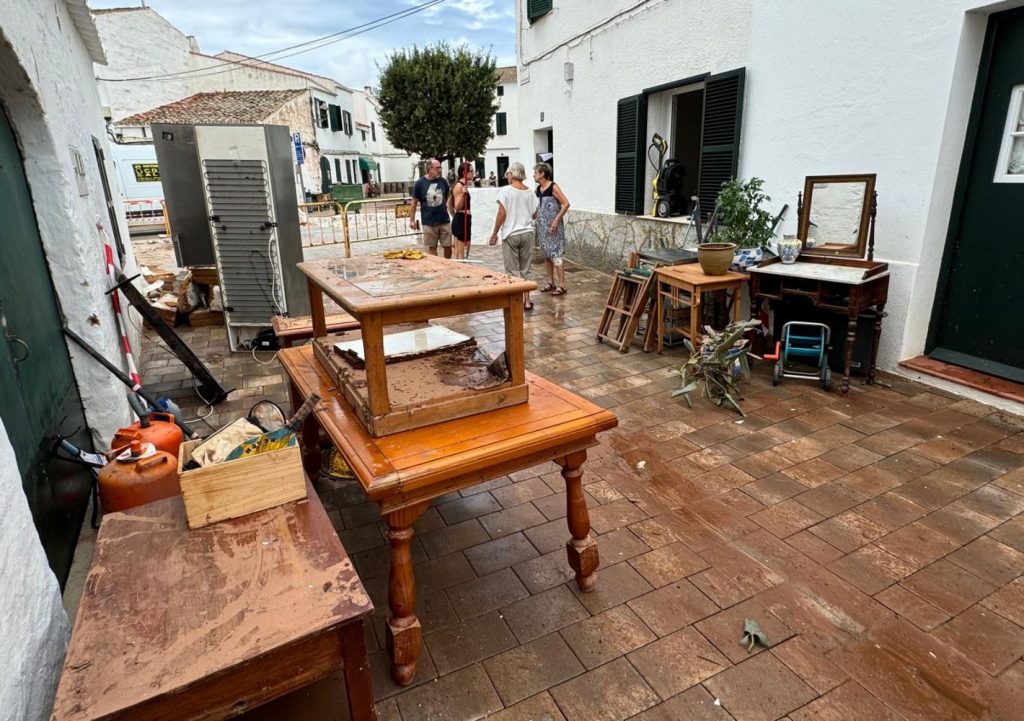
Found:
<box><xmin>51</xmin><ymin>486</ymin><xmax>372</xmax><ymax>721</ymax></box>
<box><xmin>298</xmin><ymin>255</ymin><xmax>536</xmax><ymax>315</ymax></box>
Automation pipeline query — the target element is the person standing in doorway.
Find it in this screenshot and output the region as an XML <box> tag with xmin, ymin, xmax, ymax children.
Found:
<box><xmin>450</xmin><ymin>161</ymin><xmax>475</xmax><ymax>259</ymax></box>
<box><xmin>409</xmin><ymin>158</ymin><xmax>452</xmax><ymax>258</ymax></box>
<box><xmin>533</xmin><ymin>162</ymin><xmax>570</xmax><ymax>295</ymax></box>
<box><xmin>489</xmin><ymin>162</ymin><xmax>539</xmax><ymax>311</ymax></box>
<box><xmin>488</xmin><ymin>171</ymin><xmax>497</xmax><ymax>187</ymax></box>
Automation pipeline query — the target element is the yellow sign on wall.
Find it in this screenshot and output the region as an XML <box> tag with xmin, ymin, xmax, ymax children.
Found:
<box><xmin>132</xmin><ymin>163</ymin><xmax>160</xmax><ymax>183</ymax></box>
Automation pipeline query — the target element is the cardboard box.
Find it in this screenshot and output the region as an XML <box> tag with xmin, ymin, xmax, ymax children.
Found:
<box><xmin>178</xmin><ymin>439</ymin><xmax>306</xmax><ymax>529</ymax></box>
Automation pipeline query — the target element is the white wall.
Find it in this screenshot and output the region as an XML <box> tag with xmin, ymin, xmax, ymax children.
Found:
<box><xmin>739</xmin><ymin>0</ymin><xmax>1003</xmax><ymax>368</ymax></box>
<box><xmin>0</xmin><ymin>2</ymin><xmax>138</xmax><ymax>720</ymax></box>
<box><xmin>514</xmin><ymin>0</ymin><xmax>753</xmax><ymax>212</ymax></box>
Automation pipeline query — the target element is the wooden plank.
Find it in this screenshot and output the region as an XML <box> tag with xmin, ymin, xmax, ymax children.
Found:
<box><xmin>177</xmin><ymin>441</ymin><xmax>307</xmax><ymax>529</ymax></box>
<box><xmin>272</xmin><ymin>312</ymin><xmax>358</xmax><ymax>340</ymax></box>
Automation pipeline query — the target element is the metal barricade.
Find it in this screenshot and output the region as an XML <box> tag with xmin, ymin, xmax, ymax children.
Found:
<box><xmin>297</xmin><ymin>200</ymin><xmax>344</xmax><ymax>248</ymax></box>
<box><xmin>123</xmin><ymin>198</ymin><xmax>166</xmax><ymax>235</ymax></box>
<box><xmin>341</xmin><ymin>197</ymin><xmax>421</xmax><ymax>258</ymax></box>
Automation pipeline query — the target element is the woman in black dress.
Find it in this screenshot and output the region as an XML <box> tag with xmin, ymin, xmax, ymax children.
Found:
<box><xmin>451</xmin><ymin>161</ymin><xmax>475</xmax><ymax>259</ymax></box>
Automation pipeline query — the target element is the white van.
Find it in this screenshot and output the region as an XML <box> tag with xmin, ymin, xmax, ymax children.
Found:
<box><xmin>110</xmin><ymin>142</ymin><xmax>165</xmax><ymax>235</ymax></box>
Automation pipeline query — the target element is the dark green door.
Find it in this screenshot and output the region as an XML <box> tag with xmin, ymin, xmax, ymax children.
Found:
<box><xmin>0</xmin><ymin>105</ymin><xmax>93</xmax><ymax>586</ymax></box>
<box><xmin>928</xmin><ymin>7</ymin><xmax>1024</xmax><ymax>382</ymax></box>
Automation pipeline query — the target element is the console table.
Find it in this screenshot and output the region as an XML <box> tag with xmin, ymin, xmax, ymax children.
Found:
<box><xmin>748</xmin><ymin>256</ymin><xmax>890</xmax><ymax>393</ymax></box>
<box><xmin>280</xmin><ymin>345</ymin><xmax>617</xmax><ymax>686</ymax></box>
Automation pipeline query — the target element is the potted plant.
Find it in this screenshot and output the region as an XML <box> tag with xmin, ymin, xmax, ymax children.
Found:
<box><xmin>708</xmin><ymin>177</ymin><xmax>776</xmax><ymax>272</ymax></box>
<box><xmin>671</xmin><ymin>319</ymin><xmax>761</xmax><ymax>416</ymax></box>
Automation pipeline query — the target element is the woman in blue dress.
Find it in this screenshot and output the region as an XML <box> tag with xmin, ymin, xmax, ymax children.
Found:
<box><xmin>533</xmin><ymin>163</ymin><xmax>571</xmax><ymax>295</ymax></box>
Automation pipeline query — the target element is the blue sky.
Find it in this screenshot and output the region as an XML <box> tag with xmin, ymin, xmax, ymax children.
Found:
<box><xmin>89</xmin><ymin>0</ymin><xmax>516</xmax><ymax>89</ymax></box>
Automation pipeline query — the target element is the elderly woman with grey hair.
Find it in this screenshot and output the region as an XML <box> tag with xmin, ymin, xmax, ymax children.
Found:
<box><xmin>533</xmin><ymin>162</ymin><xmax>570</xmax><ymax>295</ymax></box>
<box><xmin>489</xmin><ymin>162</ymin><xmax>539</xmax><ymax>310</ymax></box>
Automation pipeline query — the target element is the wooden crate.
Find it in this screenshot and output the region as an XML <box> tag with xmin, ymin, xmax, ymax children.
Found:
<box><xmin>177</xmin><ymin>439</ymin><xmax>306</xmax><ymax>529</ymax></box>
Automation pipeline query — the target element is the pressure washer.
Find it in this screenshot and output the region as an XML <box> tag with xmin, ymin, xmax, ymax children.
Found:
<box><xmin>647</xmin><ymin>133</ymin><xmax>686</xmax><ymax>218</ymax></box>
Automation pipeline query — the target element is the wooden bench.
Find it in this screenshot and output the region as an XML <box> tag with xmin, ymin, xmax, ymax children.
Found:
<box><xmin>272</xmin><ymin>312</ymin><xmax>359</xmax><ymax>348</ymax></box>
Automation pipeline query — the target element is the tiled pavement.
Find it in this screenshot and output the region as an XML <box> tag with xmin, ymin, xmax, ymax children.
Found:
<box><xmin>139</xmin><ymin>240</ymin><xmax>1024</xmax><ymax>721</ymax></box>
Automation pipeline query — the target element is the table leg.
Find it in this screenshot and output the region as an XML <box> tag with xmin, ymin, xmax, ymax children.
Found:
<box><xmin>732</xmin><ymin>285</ymin><xmax>741</xmax><ymax>322</ymax></box>
<box><xmin>868</xmin><ymin>304</ymin><xmax>886</xmax><ymax>385</ymax></box>
<box><xmin>690</xmin><ymin>289</ymin><xmax>701</xmax><ymax>353</ymax></box>
<box><xmin>842</xmin><ymin>312</ymin><xmax>857</xmax><ymax>394</ymax></box>
<box><xmin>558</xmin><ymin>450</ymin><xmax>599</xmax><ymax>592</ymax></box>
<box><xmin>289</xmin><ymin>380</ymin><xmax>322</xmax><ymax>477</ymax></box>
<box><xmin>384</xmin><ymin>505</ymin><xmax>426</xmax><ymax>686</ymax></box>
<box><xmin>656</xmin><ymin>285</ymin><xmax>664</xmax><ymax>354</ymax></box>
<box><xmin>339</xmin><ymin>623</ymin><xmax>377</xmax><ymax>720</ymax></box>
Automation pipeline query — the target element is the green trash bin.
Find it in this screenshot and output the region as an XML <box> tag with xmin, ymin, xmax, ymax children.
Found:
<box><xmin>330</xmin><ymin>183</ymin><xmax>364</xmax><ymax>210</ymax></box>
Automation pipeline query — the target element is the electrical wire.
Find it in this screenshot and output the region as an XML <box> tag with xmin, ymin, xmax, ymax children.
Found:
<box><xmin>97</xmin><ymin>0</ymin><xmax>447</xmax><ymax>83</ymax></box>
<box><xmin>251</xmin><ymin>346</ymin><xmax>280</xmax><ymax>366</ymax></box>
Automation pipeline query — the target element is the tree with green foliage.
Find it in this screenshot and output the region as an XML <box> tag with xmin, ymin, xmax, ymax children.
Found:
<box><xmin>376</xmin><ymin>43</ymin><xmax>499</xmax><ymax>162</ymax></box>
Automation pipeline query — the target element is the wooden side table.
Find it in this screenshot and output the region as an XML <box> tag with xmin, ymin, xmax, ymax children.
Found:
<box><xmin>51</xmin><ymin>485</ymin><xmax>375</xmax><ymax>721</ymax></box>
<box><xmin>279</xmin><ymin>346</ymin><xmax>617</xmax><ymax>687</ymax></box>
<box><xmin>654</xmin><ymin>265</ymin><xmax>747</xmax><ymax>353</ymax></box>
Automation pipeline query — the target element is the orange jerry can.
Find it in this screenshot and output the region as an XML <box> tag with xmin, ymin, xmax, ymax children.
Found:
<box><xmin>111</xmin><ymin>411</ymin><xmax>184</xmax><ymax>458</ymax></box>
<box><xmin>98</xmin><ymin>440</ymin><xmax>181</xmax><ymax>513</ymax></box>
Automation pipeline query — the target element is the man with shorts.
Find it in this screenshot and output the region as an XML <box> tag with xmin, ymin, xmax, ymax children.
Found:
<box><xmin>409</xmin><ymin>158</ymin><xmax>452</xmax><ymax>258</ymax></box>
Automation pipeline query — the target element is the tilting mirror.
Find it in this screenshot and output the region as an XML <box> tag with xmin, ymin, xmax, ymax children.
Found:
<box><xmin>798</xmin><ymin>174</ymin><xmax>877</xmax><ymax>259</ymax></box>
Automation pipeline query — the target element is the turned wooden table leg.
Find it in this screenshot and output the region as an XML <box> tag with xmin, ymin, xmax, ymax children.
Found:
<box><xmin>384</xmin><ymin>505</ymin><xmax>426</xmax><ymax>686</ymax></box>
<box><xmin>868</xmin><ymin>304</ymin><xmax>886</xmax><ymax>385</ymax></box>
<box><xmin>289</xmin><ymin>380</ymin><xmax>322</xmax><ymax>477</ymax></box>
<box><xmin>558</xmin><ymin>450</ymin><xmax>599</xmax><ymax>592</ymax></box>
<box><xmin>842</xmin><ymin>312</ymin><xmax>858</xmax><ymax>394</ymax></box>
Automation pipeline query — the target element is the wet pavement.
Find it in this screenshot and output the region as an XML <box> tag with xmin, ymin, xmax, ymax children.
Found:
<box><xmin>138</xmin><ymin>238</ymin><xmax>1024</xmax><ymax>721</ymax></box>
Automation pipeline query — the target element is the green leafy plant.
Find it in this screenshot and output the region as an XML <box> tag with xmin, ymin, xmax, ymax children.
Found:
<box><xmin>714</xmin><ymin>178</ymin><xmax>775</xmax><ymax>249</ymax></box>
<box><xmin>376</xmin><ymin>43</ymin><xmax>499</xmax><ymax>161</ymax></box>
<box><xmin>672</xmin><ymin>320</ymin><xmax>762</xmax><ymax>416</ymax></box>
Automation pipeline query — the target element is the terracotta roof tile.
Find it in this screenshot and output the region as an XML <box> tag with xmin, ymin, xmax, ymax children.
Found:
<box><xmin>115</xmin><ymin>89</ymin><xmax>306</xmax><ymax>127</ymax></box>
<box><xmin>496</xmin><ymin>66</ymin><xmax>517</xmax><ymax>84</ymax></box>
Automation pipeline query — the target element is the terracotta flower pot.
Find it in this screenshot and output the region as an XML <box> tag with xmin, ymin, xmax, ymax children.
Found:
<box><xmin>698</xmin><ymin>242</ymin><xmax>737</xmax><ymax>275</ymax></box>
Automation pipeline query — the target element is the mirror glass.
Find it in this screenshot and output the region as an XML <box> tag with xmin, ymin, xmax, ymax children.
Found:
<box><xmin>799</xmin><ymin>174</ymin><xmax>875</xmax><ymax>257</ymax></box>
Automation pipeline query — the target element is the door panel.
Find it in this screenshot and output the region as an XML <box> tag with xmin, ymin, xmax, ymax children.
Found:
<box><xmin>0</xmin><ymin>105</ymin><xmax>92</xmax><ymax>585</ymax></box>
<box><xmin>929</xmin><ymin>8</ymin><xmax>1024</xmax><ymax>381</ymax></box>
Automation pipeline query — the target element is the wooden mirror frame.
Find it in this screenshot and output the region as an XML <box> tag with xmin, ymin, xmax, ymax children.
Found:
<box><xmin>797</xmin><ymin>174</ymin><xmax>877</xmax><ymax>259</ymax></box>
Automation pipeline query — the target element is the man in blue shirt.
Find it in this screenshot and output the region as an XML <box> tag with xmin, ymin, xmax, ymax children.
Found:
<box><xmin>409</xmin><ymin>158</ymin><xmax>452</xmax><ymax>258</ymax></box>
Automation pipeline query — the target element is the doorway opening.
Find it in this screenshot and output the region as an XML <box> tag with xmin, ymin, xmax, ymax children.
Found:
<box><xmin>496</xmin><ymin>155</ymin><xmax>509</xmax><ymax>186</ymax></box>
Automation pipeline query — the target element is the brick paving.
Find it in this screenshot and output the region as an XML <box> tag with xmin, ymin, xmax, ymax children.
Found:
<box><xmin>138</xmin><ymin>239</ymin><xmax>1024</xmax><ymax>720</ymax></box>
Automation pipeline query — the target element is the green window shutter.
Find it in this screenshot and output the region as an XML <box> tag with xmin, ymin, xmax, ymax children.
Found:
<box><xmin>496</xmin><ymin>112</ymin><xmax>507</xmax><ymax>135</ymax></box>
<box><xmin>319</xmin><ymin>155</ymin><xmax>331</xmax><ymax>193</ymax></box>
<box><xmin>343</xmin><ymin>111</ymin><xmax>353</xmax><ymax>136</ymax></box>
<box><xmin>697</xmin><ymin>67</ymin><xmax>745</xmax><ymax>216</ymax></box>
<box><xmin>328</xmin><ymin>105</ymin><xmax>341</xmax><ymax>131</ymax></box>
<box><xmin>614</xmin><ymin>94</ymin><xmax>647</xmax><ymax>215</ymax></box>
<box><xmin>528</xmin><ymin>0</ymin><xmax>552</xmax><ymax>23</ymax></box>
<box><xmin>371</xmin><ymin>122</ymin><xmax>376</xmax><ymax>141</ymax></box>
<box><xmin>335</xmin><ymin>158</ymin><xmax>342</xmax><ymax>181</ymax></box>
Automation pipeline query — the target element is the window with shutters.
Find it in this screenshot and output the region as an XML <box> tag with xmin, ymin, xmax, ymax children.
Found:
<box><xmin>316</xmin><ymin>100</ymin><xmax>329</xmax><ymax>128</ymax></box>
<box><xmin>527</xmin><ymin>0</ymin><xmax>552</xmax><ymax>23</ymax></box>
<box><xmin>342</xmin><ymin>110</ymin><xmax>353</xmax><ymax>136</ymax></box>
<box><xmin>328</xmin><ymin>104</ymin><xmax>342</xmax><ymax>132</ymax></box>
<box><xmin>371</xmin><ymin>122</ymin><xmax>377</xmax><ymax>142</ymax></box>
<box><xmin>614</xmin><ymin>68</ymin><xmax>745</xmax><ymax>216</ymax></box>
<box><xmin>496</xmin><ymin>112</ymin><xmax>508</xmax><ymax>136</ymax></box>
<box><xmin>497</xmin><ymin>85</ymin><xmax>504</xmax><ymax>97</ymax></box>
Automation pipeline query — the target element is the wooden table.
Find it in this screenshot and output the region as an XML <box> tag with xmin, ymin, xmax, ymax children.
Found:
<box><xmin>51</xmin><ymin>486</ymin><xmax>376</xmax><ymax>721</ymax></box>
<box><xmin>280</xmin><ymin>345</ymin><xmax>617</xmax><ymax>686</ymax></box>
<box><xmin>654</xmin><ymin>265</ymin><xmax>747</xmax><ymax>353</ymax></box>
<box><xmin>748</xmin><ymin>256</ymin><xmax>889</xmax><ymax>393</ymax></box>
<box><xmin>298</xmin><ymin>255</ymin><xmax>536</xmax><ymax>437</ymax></box>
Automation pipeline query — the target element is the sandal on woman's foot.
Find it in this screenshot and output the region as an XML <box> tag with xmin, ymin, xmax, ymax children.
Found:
<box><xmin>551</xmin><ymin>286</ymin><xmax>567</xmax><ymax>296</ymax></box>
<box><xmin>539</xmin><ymin>283</ymin><xmax>557</xmax><ymax>293</ymax></box>
<box><xmin>524</xmin><ymin>302</ymin><xmax>534</xmax><ymax>311</ymax></box>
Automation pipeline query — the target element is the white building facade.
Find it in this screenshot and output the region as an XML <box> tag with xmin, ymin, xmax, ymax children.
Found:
<box><xmin>0</xmin><ymin>3</ymin><xmax>138</xmax><ymax>720</ymax></box>
<box><xmin>515</xmin><ymin>0</ymin><xmax>1024</xmax><ymax>396</ymax></box>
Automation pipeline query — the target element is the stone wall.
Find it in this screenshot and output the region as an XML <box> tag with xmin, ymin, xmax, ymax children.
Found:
<box><xmin>565</xmin><ymin>210</ymin><xmax>692</xmax><ymax>274</ymax></box>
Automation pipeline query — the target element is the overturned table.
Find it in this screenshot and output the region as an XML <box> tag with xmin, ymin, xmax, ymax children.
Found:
<box><xmin>280</xmin><ymin>345</ymin><xmax>618</xmax><ymax>685</ymax></box>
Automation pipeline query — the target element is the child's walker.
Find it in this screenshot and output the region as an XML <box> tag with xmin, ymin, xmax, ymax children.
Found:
<box><xmin>764</xmin><ymin>321</ymin><xmax>832</xmax><ymax>390</ymax></box>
